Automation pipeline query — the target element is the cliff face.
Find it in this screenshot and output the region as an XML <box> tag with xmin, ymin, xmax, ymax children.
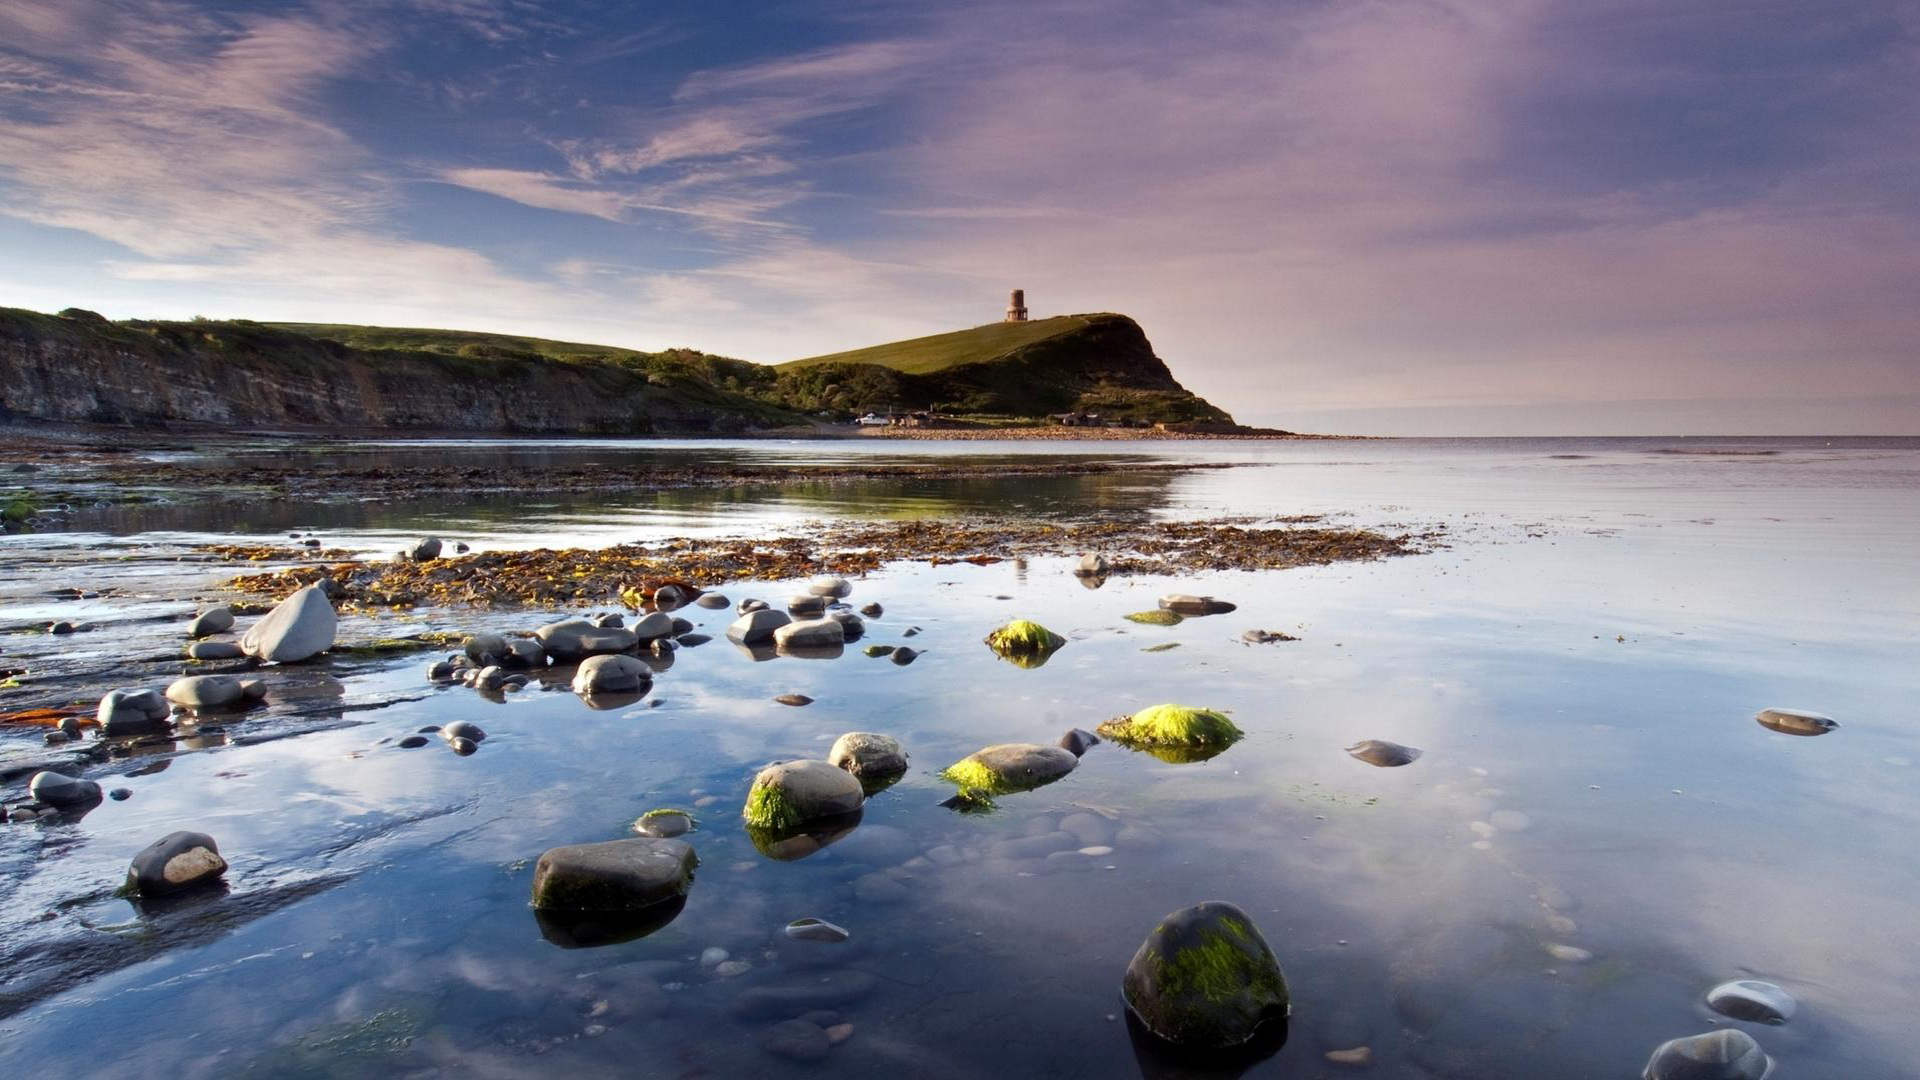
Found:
<box><xmin>0</xmin><ymin>310</ymin><xmax>786</xmax><ymax>434</ymax></box>
<box><xmin>0</xmin><ymin>306</ymin><xmax>1232</xmax><ymax>432</ymax></box>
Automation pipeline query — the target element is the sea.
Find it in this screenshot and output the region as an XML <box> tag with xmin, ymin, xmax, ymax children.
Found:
<box><xmin>0</xmin><ymin>435</ymin><xmax>1915</xmax><ymax>1078</ymax></box>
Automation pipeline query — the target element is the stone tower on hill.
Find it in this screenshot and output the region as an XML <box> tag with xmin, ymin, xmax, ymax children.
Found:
<box><xmin>1005</xmin><ymin>289</ymin><xmax>1028</xmax><ymax>322</ymax></box>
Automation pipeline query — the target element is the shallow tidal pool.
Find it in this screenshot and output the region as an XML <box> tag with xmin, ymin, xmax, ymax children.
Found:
<box><xmin>1</xmin><ymin>436</ymin><xmax>1916</xmax><ymax>1079</ymax></box>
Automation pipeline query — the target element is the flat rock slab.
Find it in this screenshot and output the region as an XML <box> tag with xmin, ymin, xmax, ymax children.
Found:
<box><xmin>530</xmin><ymin>837</ymin><xmax>696</xmax><ymax>911</ymax></box>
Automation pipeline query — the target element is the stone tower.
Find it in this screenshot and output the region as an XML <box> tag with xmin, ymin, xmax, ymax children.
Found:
<box><xmin>1005</xmin><ymin>288</ymin><xmax>1028</xmax><ymax>322</ymax></box>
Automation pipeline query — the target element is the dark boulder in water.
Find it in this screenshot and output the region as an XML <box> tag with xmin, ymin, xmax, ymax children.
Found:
<box><xmin>1122</xmin><ymin>900</ymin><xmax>1290</xmax><ymax>1049</ymax></box>
<box><xmin>127</xmin><ymin>831</ymin><xmax>228</xmax><ymax>897</ymax></box>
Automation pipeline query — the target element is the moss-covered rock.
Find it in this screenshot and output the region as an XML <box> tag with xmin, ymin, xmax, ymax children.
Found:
<box><xmin>1098</xmin><ymin>704</ymin><xmax>1243</xmax><ymax>750</ymax></box>
<box><xmin>939</xmin><ymin>742</ymin><xmax>1078</xmax><ymax>796</ymax></box>
<box><xmin>1123</xmin><ymin>901</ymin><xmax>1290</xmax><ymax>1048</ymax></box>
<box><xmin>529</xmin><ymin>837</ymin><xmax>696</xmax><ymax>911</ymax></box>
<box><xmin>984</xmin><ymin>619</ymin><xmax>1067</xmax><ymax>665</ymax></box>
<box><xmin>742</xmin><ymin>759</ymin><xmax>864</xmax><ymax>831</ymax></box>
<box><xmin>1125</xmin><ymin>609</ymin><xmax>1183</xmax><ymax>626</ymax></box>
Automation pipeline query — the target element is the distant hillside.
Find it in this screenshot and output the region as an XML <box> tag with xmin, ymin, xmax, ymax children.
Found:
<box><xmin>784</xmin><ymin>316</ymin><xmax>1093</xmax><ymax>375</ymax></box>
<box><xmin>778</xmin><ymin>313</ymin><xmax>1233</xmax><ymax>424</ymax></box>
<box><xmin>0</xmin><ymin>306</ymin><xmax>1235</xmax><ymax>433</ymax></box>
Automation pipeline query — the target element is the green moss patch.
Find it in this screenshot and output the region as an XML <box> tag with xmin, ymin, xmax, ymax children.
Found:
<box><xmin>1125</xmin><ymin>609</ymin><xmax>1182</xmax><ymax>626</ymax></box>
<box><xmin>743</xmin><ymin>781</ymin><xmax>804</xmax><ymax>831</ymax></box>
<box><xmin>1098</xmin><ymin>704</ymin><xmax>1243</xmax><ymax>748</ymax></box>
<box><xmin>984</xmin><ymin>619</ymin><xmax>1066</xmax><ymax>655</ymax></box>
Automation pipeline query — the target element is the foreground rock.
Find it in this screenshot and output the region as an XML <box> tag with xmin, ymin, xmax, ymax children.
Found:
<box><xmin>1123</xmin><ymin>900</ymin><xmax>1290</xmax><ymax>1048</ymax></box>
<box><xmin>30</xmin><ymin>770</ymin><xmax>102</xmax><ymax>807</ymax></box>
<box><xmin>940</xmin><ymin>743</ymin><xmax>1077</xmax><ymax>795</ymax></box>
<box><xmin>239</xmin><ymin>583</ymin><xmax>337</xmax><ymax>663</ymax></box>
<box><xmin>1346</xmin><ymin>739</ymin><xmax>1422</xmax><ymax>767</ymax></box>
<box><xmin>1754</xmin><ymin>707</ymin><xmax>1838</xmax><ymax>736</ymax></box>
<box><xmin>1705</xmin><ymin>980</ymin><xmax>1796</xmax><ymax>1024</ymax></box>
<box><xmin>1642</xmin><ymin>1029</ymin><xmax>1769</xmax><ymax>1080</ymax></box>
<box><xmin>572</xmin><ymin>654</ymin><xmax>651</xmax><ymax>695</ymax></box>
<box><xmin>983</xmin><ymin>619</ymin><xmax>1067</xmax><ymax>668</ymax></box>
<box><xmin>530</xmin><ymin>838</ymin><xmax>697</xmax><ymax>911</ymax></box>
<box><xmin>827</xmin><ymin>732</ymin><xmax>909</xmax><ymax>780</ymax></box>
<box><xmin>98</xmin><ymin>687</ymin><xmax>171</xmax><ymax>737</ymax></box>
<box><xmin>127</xmin><ymin>831</ymin><xmax>228</xmax><ymax>896</ymax></box>
<box><xmin>743</xmin><ymin>760</ymin><xmax>865</xmax><ymax>831</ymax></box>
<box><xmin>536</xmin><ymin>618</ymin><xmax>638</xmax><ymax>661</ymax></box>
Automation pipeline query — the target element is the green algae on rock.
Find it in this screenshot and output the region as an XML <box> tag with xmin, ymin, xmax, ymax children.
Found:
<box><xmin>1098</xmin><ymin>704</ymin><xmax>1243</xmax><ymax>751</ymax></box>
<box><xmin>939</xmin><ymin>742</ymin><xmax>1078</xmax><ymax>796</ymax></box>
<box><xmin>742</xmin><ymin>759</ymin><xmax>864</xmax><ymax>831</ymax></box>
<box><xmin>1125</xmin><ymin>609</ymin><xmax>1183</xmax><ymax>626</ymax></box>
<box><xmin>1123</xmin><ymin>900</ymin><xmax>1290</xmax><ymax>1048</ymax></box>
<box><xmin>984</xmin><ymin>619</ymin><xmax>1067</xmax><ymax>668</ymax></box>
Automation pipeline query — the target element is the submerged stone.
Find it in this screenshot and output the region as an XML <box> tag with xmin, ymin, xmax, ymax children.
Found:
<box><xmin>529</xmin><ymin>837</ymin><xmax>696</xmax><ymax>911</ymax></box>
<box><xmin>127</xmin><ymin>830</ymin><xmax>227</xmax><ymax>896</ymax></box>
<box><xmin>785</xmin><ymin>916</ymin><xmax>851</xmax><ymax>943</ymax></box>
<box><xmin>1125</xmin><ymin>609</ymin><xmax>1183</xmax><ymax>626</ymax></box>
<box><xmin>1123</xmin><ymin>900</ymin><xmax>1290</xmax><ymax>1048</ymax></box>
<box><xmin>1705</xmin><ymin>980</ymin><xmax>1796</xmax><ymax>1024</ymax></box>
<box><xmin>1098</xmin><ymin>704</ymin><xmax>1244</xmax><ymax>751</ymax></box>
<box><xmin>634</xmin><ymin>809</ymin><xmax>696</xmax><ymax>838</ymax></box>
<box><xmin>1642</xmin><ymin>1029</ymin><xmax>1769</xmax><ymax>1080</ymax></box>
<box><xmin>743</xmin><ymin>759</ymin><xmax>865</xmax><ymax>831</ymax></box>
<box><xmin>239</xmin><ymin>584</ymin><xmax>337</xmax><ymax>663</ymax></box>
<box><xmin>863</xmin><ymin>644</ymin><xmax>896</xmax><ymax>658</ymax></box>
<box><xmin>940</xmin><ymin>743</ymin><xmax>1077</xmax><ymax>795</ymax></box>
<box><xmin>1754</xmin><ymin>707</ymin><xmax>1837</xmax><ymax>736</ymax></box>
<box><xmin>1346</xmin><ymin>739</ymin><xmax>1422</xmax><ymax>767</ymax></box>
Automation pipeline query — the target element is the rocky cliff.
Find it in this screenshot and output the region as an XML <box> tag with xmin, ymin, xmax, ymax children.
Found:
<box><xmin>0</xmin><ymin>308</ymin><xmax>798</xmax><ymax>434</ymax></box>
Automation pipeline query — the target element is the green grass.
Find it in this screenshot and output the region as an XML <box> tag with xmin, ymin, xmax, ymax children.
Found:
<box><xmin>266</xmin><ymin>323</ymin><xmax>643</xmax><ymax>362</ymax></box>
<box><xmin>781</xmin><ymin>316</ymin><xmax>1092</xmax><ymax>375</ymax></box>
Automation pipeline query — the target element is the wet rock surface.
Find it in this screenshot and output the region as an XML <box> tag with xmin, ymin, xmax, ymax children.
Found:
<box><xmin>239</xmin><ymin>584</ymin><xmax>337</xmax><ymax>663</ymax></box>
<box><xmin>1754</xmin><ymin>707</ymin><xmax>1838</xmax><ymax>736</ymax></box>
<box><xmin>1642</xmin><ymin>1029</ymin><xmax>1770</xmax><ymax>1080</ymax></box>
<box><xmin>529</xmin><ymin>838</ymin><xmax>697</xmax><ymax>911</ymax></box>
<box><xmin>744</xmin><ymin>759</ymin><xmax>865</xmax><ymax>830</ymax></box>
<box><xmin>1122</xmin><ymin>900</ymin><xmax>1289</xmax><ymax>1048</ymax></box>
<box><xmin>827</xmin><ymin>732</ymin><xmax>908</xmax><ymax>779</ymax></box>
<box><xmin>1346</xmin><ymin>738</ymin><xmax>1422</xmax><ymax>767</ymax></box>
<box><xmin>126</xmin><ymin>830</ymin><xmax>228</xmax><ymax>896</ymax></box>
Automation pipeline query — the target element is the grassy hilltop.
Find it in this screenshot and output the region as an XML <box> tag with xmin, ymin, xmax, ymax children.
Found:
<box><xmin>0</xmin><ymin>306</ymin><xmax>1235</xmax><ymax>431</ymax></box>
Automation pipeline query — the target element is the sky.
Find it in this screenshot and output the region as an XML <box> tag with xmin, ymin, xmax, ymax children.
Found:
<box><xmin>0</xmin><ymin>0</ymin><xmax>1915</xmax><ymax>434</ymax></box>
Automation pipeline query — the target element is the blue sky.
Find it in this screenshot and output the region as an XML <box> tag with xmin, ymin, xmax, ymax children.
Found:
<box><xmin>1</xmin><ymin>0</ymin><xmax>1915</xmax><ymax>433</ymax></box>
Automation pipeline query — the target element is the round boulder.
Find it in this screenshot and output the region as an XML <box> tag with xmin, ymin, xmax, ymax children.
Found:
<box><xmin>187</xmin><ymin>606</ymin><xmax>235</xmax><ymax>638</ymax></box>
<box><xmin>630</xmin><ymin>611</ymin><xmax>676</xmax><ymax>641</ymax></box>
<box><xmin>775</xmin><ymin>617</ymin><xmax>845</xmax><ymax>650</ymax></box>
<box><xmin>535</xmin><ymin>618</ymin><xmax>638</xmax><ymax>661</ymax></box>
<box><xmin>464</xmin><ymin>632</ymin><xmax>508</xmax><ymax>663</ymax></box>
<box><xmin>695</xmin><ymin>593</ymin><xmax>731</xmax><ymax>610</ymax></box>
<box><xmin>411</xmin><ymin>537</ymin><xmax>443</xmax><ymax>562</ymax></box>
<box><xmin>808</xmin><ymin>576</ymin><xmax>853</xmax><ymax>598</ymax></box>
<box><xmin>726</xmin><ymin>608</ymin><xmax>791</xmax><ymax>645</ymax></box>
<box><xmin>571</xmin><ymin>654</ymin><xmax>652</xmax><ymax>695</ymax></box>
<box><xmin>29</xmin><ymin>770</ymin><xmax>102</xmax><ymax>807</ymax></box>
<box><xmin>828</xmin><ymin>732</ymin><xmax>909</xmax><ymax>780</ymax></box>
<box><xmin>165</xmin><ymin>674</ymin><xmax>259</xmax><ymax>710</ymax></box>
<box><xmin>127</xmin><ymin>831</ymin><xmax>228</xmax><ymax>896</ymax></box>
<box><xmin>1123</xmin><ymin>900</ymin><xmax>1290</xmax><ymax>1048</ymax></box>
<box><xmin>743</xmin><ymin>760</ymin><xmax>865</xmax><ymax>831</ymax></box>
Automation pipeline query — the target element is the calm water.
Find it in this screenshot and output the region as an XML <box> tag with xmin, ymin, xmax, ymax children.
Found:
<box><xmin>1</xmin><ymin>436</ymin><xmax>1916</xmax><ymax>1078</ymax></box>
